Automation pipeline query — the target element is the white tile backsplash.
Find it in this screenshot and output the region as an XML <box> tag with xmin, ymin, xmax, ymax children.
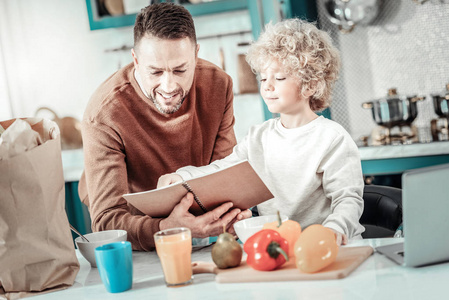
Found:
<box><xmin>317</xmin><ymin>0</ymin><xmax>449</xmax><ymax>142</ymax></box>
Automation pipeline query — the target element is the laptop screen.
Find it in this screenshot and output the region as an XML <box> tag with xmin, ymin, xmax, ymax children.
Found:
<box><xmin>402</xmin><ymin>163</ymin><xmax>449</xmax><ymax>267</ymax></box>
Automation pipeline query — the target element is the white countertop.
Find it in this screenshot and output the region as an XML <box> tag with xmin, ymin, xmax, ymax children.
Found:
<box><xmin>61</xmin><ymin>141</ymin><xmax>449</xmax><ymax>182</ymax></box>
<box><xmin>32</xmin><ymin>238</ymin><xmax>448</xmax><ymax>300</ymax></box>
<box><xmin>62</xmin><ymin>141</ymin><xmax>449</xmax><ymax>182</ymax></box>
<box><xmin>358</xmin><ymin>141</ymin><xmax>449</xmax><ymax>160</ymax></box>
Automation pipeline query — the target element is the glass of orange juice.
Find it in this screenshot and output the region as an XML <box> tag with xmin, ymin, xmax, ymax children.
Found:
<box><xmin>154</xmin><ymin>227</ymin><xmax>193</xmax><ymax>287</ymax></box>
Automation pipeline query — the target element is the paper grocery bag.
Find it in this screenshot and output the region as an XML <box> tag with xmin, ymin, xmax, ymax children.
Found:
<box><xmin>0</xmin><ymin>118</ymin><xmax>79</xmax><ymax>298</ymax></box>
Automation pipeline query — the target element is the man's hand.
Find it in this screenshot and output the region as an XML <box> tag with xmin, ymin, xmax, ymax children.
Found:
<box><xmin>157</xmin><ymin>173</ymin><xmax>183</xmax><ymax>188</ymax></box>
<box><xmin>159</xmin><ymin>193</ymin><xmax>251</xmax><ymax>237</ymax></box>
<box><xmin>330</xmin><ymin>228</ymin><xmax>348</xmax><ymax>246</ymax></box>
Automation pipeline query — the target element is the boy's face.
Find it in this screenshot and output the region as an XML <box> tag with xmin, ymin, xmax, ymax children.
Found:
<box><xmin>259</xmin><ymin>59</ymin><xmax>312</xmax><ymax>116</ymax></box>
<box><xmin>132</xmin><ymin>36</ymin><xmax>199</xmax><ymax>114</ymax></box>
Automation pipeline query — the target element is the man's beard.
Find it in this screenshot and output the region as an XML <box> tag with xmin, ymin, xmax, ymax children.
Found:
<box><xmin>149</xmin><ymin>89</ymin><xmax>188</xmax><ymax>114</ymax></box>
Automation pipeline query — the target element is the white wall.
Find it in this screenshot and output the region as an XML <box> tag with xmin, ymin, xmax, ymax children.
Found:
<box><xmin>0</xmin><ymin>0</ymin><xmax>264</xmax><ymax>141</ymax></box>
<box><xmin>0</xmin><ymin>0</ymin><xmax>13</xmax><ymax>120</ymax></box>
<box><xmin>0</xmin><ymin>41</ymin><xmax>12</xmax><ymax>121</ymax></box>
<box><xmin>1</xmin><ymin>0</ymin><xmax>134</xmax><ymax>120</ymax></box>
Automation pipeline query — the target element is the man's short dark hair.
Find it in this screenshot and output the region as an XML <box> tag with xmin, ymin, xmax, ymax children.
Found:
<box><xmin>134</xmin><ymin>3</ymin><xmax>196</xmax><ymax>48</ymax></box>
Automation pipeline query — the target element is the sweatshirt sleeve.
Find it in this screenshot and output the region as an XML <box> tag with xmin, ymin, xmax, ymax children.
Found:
<box><xmin>319</xmin><ymin>132</ymin><xmax>365</xmax><ymax>239</ymax></box>
<box><xmin>176</xmin><ymin>134</ymin><xmax>249</xmax><ymax>180</ymax></box>
<box><xmin>81</xmin><ymin>119</ymin><xmax>161</xmax><ymax>251</ymax></box>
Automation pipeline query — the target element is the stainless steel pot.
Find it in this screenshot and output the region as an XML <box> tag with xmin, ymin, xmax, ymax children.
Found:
<box><xmin>362</xmin><ymin>88</ymin><xmax>424</xmax><ymax>128</ymax></box>
<box><xmin>322</xmin><ymin>0</ymin><xmax>382</xmax><ymax>33</ymax></box>
<box><xmin>431</xmin><ymin>83</ymin><xmax>449</xmax><ymax>118</ymax></box>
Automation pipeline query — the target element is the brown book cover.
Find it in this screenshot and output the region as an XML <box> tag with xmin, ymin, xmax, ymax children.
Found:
<box><xmin>122</xmin><ymin>161</ymin><xmax>274</xmax><ymax>217</ymax></box>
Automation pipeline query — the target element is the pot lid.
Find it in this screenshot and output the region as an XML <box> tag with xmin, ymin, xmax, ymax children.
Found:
<box><xmin>431</xmin><ymin>83</ymin><xmax>449</xmax><ymax>98</ymax></box>
<box><xmin>362</xmin><ymin>88</ymin><xmax>423</xmax><ymax>108</ymax></box>
<box><xmin>382</xmin><ymin>88</ymin><xmax>411</xmax><ymax>101</ymax></box>
<box><xmin>370</xmin><ymin>87</ymin><xmax>424</xmax><ymax>103</ymax></box>
<box><xmin>387</xmin><ymin>88</ymin><xmax>398</xmax><ymax>97</ymax></box>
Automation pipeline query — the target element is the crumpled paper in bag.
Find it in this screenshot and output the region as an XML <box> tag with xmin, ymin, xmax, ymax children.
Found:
<box><xmin>0</xmin><ymin>118</ymin><xmax>79</xmax><ymax>299</ymax></box>
<box><xmin>0</xmin><ymin>118</ymin><xmax>59</xmax><ymax>160</ymax></box>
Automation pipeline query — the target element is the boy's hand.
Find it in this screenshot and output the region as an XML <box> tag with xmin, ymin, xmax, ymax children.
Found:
<box><xmin>157</xmin><ymin>173</ymin><xmax>183</xmax><ymax>188</ymax></box>
<box><xmin>330</xmin><ymin>228</ymin><xmax>348</xmax><ymax>246</ymax></box>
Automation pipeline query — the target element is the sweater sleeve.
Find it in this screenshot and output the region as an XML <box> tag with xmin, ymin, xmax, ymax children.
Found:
<box><xmin>319</xmin><ymin>132</ymin><xmax>365</xmax><ymax>239</ymax></box>
<box><xmin>81</xmin><ymin>119</ymin><xmax>161</xmax><ymax>251</ymax></box>
<box><xmin>209</xmin><ymin>78</ymin><xmax>237</xmax><ymax>162</ymax></box>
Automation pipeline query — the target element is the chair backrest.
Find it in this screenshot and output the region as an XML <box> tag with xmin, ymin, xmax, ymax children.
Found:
<box><xmin>360</xmin><ymin>185</ymin><xmax>403</xmax><ymax>238</ymax></box>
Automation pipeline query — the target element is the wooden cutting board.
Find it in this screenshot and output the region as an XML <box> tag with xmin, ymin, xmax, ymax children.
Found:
<box><xmin>192</xmin><ymin>246</ymin><xmax>373</xmax><ymax>283</ymax></box>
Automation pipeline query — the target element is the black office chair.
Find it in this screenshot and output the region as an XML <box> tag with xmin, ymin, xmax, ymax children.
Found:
<box><xmin>251</xmin><ymin>185</ymin><xmax>402</xmax><ymax>238</ymax></box>
<box><xmin>360</xmin><ymin>184</ymin><xmax>403</xmax><ymax>238</ymax></box>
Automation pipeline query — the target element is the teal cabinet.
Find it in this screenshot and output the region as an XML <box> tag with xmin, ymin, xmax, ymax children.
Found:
<box><xmin>361</xmin><ymin>155</ymin><xmax>449</xmax><ymax>176</ymax></box>
<box><xmin>65</xmin><ymin>182</ymin><xmax>92</xmax><ymax>241</ymax></box>
<box><xmin>85</xmin><ymin>0</ymin><xmax>248</xmax><ymax>30</ymax></box>
<box><xmin>359</xmin><ymin>142</ymin><xmax>449</xmax><ymax>178</ymax></box>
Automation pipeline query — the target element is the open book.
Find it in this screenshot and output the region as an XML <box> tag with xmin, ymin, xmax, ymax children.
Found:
<box><xmin>122</xmin><ymin>160</ymin><xmax>274</xmax><ymax>217</ymax></box>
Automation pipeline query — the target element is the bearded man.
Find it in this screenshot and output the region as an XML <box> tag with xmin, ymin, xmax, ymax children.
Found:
<box><xmin>79</xmin><ymin>3</ymin><xmax>250</xmax><ymax>251</ymax></box>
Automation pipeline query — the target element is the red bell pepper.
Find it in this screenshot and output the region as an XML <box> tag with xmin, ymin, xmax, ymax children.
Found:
<box><xmin>243</xmin><ymin>229</ymin><xmax>289</xmax><ymax>271</ymax></box>
<box><xmin>263</xmin><ymin>211</ymin><xmax>302</xmax><ymax>259</ymax></box>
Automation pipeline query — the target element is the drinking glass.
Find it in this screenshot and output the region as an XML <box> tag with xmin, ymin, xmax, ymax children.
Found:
<box><xmin>154</xmin><ymin>227</ymin><xmax>193</xmax><ymax>287</ymax></box>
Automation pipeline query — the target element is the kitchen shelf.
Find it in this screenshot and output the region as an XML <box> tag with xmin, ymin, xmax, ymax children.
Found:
<box><xmin>85</xmin><ymin>0</ymin><xmax>248</xmax><ymax>30</ymax></box>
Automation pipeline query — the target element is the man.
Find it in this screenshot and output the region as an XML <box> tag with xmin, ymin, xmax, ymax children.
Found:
<box><xmin>78</xmin><ymin>3</ymin><xmax>250</xmax><ymax>251</ymax></box>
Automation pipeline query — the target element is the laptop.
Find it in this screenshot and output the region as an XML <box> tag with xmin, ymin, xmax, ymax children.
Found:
<box><xmin>376</xmin><ymin>163</ymin><xmax>449</xmax><ymax>267</ymax></box>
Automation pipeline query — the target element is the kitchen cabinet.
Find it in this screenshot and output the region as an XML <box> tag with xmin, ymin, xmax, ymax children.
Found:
<box><xmin>359</xmin><ymin>141</ymin><xmax>449</xmax><ymax>176</ymax></box>
<box><xmin>65</xmin><ymin>181</ymin><xmax>92</xmax><ymax>240</ymax></box>
<box><xmin>85</xmin><ymin>0</ymin><xmax>248</xmax><ymax>30</ymax></box>
<box><xmin>62</xmin><ymin>150</ymin><xmax>92</xmax><ymax>239</ymax></box>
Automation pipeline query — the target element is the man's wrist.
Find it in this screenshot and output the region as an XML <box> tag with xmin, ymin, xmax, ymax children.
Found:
<box><xmin>159</xmin><ymin>218</ymin><xmax>168</xmax><ymax>231</ymax></box>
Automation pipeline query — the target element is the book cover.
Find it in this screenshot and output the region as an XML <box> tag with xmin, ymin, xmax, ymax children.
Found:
<box><xmin>122</xmin><ymin>160</ymin><xmax>274</xmax><ymax>217</ymax></box>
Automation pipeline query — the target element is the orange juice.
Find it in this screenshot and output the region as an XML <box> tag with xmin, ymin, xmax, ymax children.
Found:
<box><xmin>154</xmin><ymin>228</ymin><xmax>192</xmax><ymax>286</ymax></box>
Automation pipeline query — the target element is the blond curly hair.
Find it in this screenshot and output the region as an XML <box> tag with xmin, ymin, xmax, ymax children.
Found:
<box><xmin>246</xmin><ymin>19</ymin><xmax>340</xmax><ymax>111</ymax></box>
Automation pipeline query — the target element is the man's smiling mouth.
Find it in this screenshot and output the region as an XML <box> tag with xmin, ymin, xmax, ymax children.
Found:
<box><xmin>158</xmin><ymin>92</ymin><xmax>177</xmax><ymax>99</ymax></box>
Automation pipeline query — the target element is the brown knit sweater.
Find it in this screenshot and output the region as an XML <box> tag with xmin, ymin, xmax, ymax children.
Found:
<box><xmin>78</xmin><ymin>59</ymin><xmax>236</xmax><ymax>251</ymax></box>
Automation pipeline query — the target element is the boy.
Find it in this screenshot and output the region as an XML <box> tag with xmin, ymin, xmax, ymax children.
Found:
<box><xmin>159</xmin><ymin>19</ymin><xmax>365</xmax><ymax>245</ymax></box>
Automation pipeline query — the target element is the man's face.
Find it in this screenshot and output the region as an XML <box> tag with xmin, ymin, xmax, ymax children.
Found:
<box><xmin>132</xmin><ymin>36</ymin><xmax>199</xmax><ymax>114</ymax></box>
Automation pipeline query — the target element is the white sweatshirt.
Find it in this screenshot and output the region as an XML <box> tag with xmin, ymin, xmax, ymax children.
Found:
<box><xmin>176</xmin><ymin>116</ymin><xmax>365</xmax><ymax>239</ymax></box>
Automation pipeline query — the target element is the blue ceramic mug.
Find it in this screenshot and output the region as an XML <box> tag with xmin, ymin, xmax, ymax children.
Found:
<box><xmin>95</xmin><ymin>241</ymin><xmax>133</xmax><ymax>293</ymax></box>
